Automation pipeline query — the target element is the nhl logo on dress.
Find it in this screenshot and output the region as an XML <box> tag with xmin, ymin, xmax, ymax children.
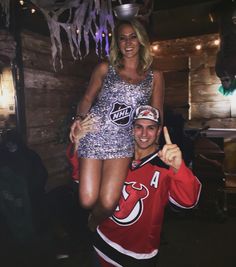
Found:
<box><xmin>109</xmin><ymin>101</ymin><xmax>133</xmax><ymax>127</ymax></box>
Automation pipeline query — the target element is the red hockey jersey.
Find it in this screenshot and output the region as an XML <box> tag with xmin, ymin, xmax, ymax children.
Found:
<box><xmin>94</xmin><ymin>151</ymin><xmax>201</xmax><ymax>265</ymax></box>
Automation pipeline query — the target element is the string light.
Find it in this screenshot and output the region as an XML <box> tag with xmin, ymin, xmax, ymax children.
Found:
<box><xmin>195</xmin><ymin>44</ymin><xmax>202</xmax><ymax>50</ymax></box>
<box><xmin>152</xmin><ymin>44</ymin><xmax>159</xmax><ymax>51</ymax></box>
<box><xmin>214</xmin><ymin>39</ymin><xmax>220</xmax><ymax>46</ymax></box>
<box><xmin>19</xmin><ymin>0</ymin><xmax>38</xmax><ymax>14</ymax></box>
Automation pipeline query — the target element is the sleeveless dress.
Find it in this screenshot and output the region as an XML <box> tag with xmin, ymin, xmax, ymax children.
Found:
<box><xmin>78</xmin><ymin>65</ymin><xmax>153</xmax><ymax>159</ymax></box>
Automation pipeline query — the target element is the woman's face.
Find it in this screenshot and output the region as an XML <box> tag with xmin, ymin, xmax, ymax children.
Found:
<box><xmin>117</xmin><ymin>24</ymin><xmax>140</xmax><ymax>58</ymax></box>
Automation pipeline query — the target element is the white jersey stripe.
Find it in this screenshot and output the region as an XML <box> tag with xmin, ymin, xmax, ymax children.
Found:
<box><xmin>97</xmin><ymin>227</ymin><xmax>158</xmax><ymax>259</ymax></box>
<box><xmin>94</xmin><ymin>247</ymin><xmax>123</xmax><ymax>267</ymax></box>
<box><xmin>169</xmin><ymin>176</ymin><xmax>202</xmax><ymax>209</ymax></box>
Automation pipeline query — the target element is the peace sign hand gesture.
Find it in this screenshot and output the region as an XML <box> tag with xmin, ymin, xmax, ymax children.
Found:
<box><xmin>157</xmin><ymin>126</ymin><xmax>183</xmax><ymax>173</ymax></box>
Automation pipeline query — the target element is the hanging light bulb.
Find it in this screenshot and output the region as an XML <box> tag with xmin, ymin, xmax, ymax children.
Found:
<box><xmin>208</xmin><ymin>13</ymin><xmax>214</xmax><ymax>23</ymax></box>
<box><xmin>19</xmin><ymin>0</ymin><xmax>24</xmax><ymax>5</ymax></box>
<box><xmin>195</xmin><ymin>44</ymin><xmax>202</xmax><ymax>50</ymax></box>
<box><xmin>152</xmin><ymin>44</ymin><xmax>159</xmax><ymax>51</ymax></box>
<box><xmin>31</xmin><ymin>8</ymin><xmax>36</xmax><ymax>14</ymax></box>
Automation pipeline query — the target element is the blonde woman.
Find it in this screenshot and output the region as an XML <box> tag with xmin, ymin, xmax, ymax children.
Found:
<box><xmin>70</xmin><ymin>19</ymin><xmax>164</xmax><ymax>231</ymax></box>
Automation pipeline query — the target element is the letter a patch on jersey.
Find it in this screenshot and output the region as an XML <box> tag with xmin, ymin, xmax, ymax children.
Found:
<box><xmin>150</xmin><ymin>171</ymin><xmax>160</xmax><ymax>189</ymax></box>
<box><xmin>112</xmin><ymin>182</ymin><xmax>148</xmax><ymax>226</ymax></box>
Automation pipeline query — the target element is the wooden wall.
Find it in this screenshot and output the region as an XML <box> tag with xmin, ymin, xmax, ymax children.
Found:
<box><xmin>0</xmin><ymin>30</ymin><xmax>16</xmax><ymax>129</ymax></box>
<box><xmin>153</xmin><ymin>33</ymin><xmax>236</xmax><ymax>129</ymax></box>
<box><xmin>21</xmin><ymin>31</ymin><xmax>100</xmax><ymax>190</ymax></box>
<box><xmin>2</xmin><ymin>30</ymin><xmax>235</xmax><ymax>190</ymax></box>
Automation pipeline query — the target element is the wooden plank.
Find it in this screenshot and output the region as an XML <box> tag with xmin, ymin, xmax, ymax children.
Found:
<box><xmin>0</xmin><ymin>30</ymin><xmax>16</xmax><ymax>62</ymax></box>
<box><xmin>152</xmin><ymin>33</ymin><xmax>220</xmax><ymax>57</ymax></box>
<box><xmin>164</xmin><ymin>70</ymin><xmax>189</xmax><ymax>85</ymax></box>
<box><xmin>190</xmin><ymin>54</ymin><xmax>217</xmax><ymax>69</ymax></box>
<box><xmin>232</xmin><ymin>101</ymin><xmax>236</xmax><ymax>117</ymax></box>
<box><xmin>191</xmin><ymin>84</ymin><xmax>228</xmax><ymax>102</ymax></box>
<box><xmin>29</xmin><ymin>142</ymin><xmax>68</xmax><ymax>161</ymax></box>
<box><xmin>164</xmin><ymin>70</ymin><xmax>189</xmax><ymax>107</ymax></box>
<box><xmin>186</xmin><ymin>118</ymin><xmax>236</xmax><ymax>129</ymax></box>
<box><xmin>24</xmin><ymin>87</ymin><xmax>82</xmax><ymax>109</ymax></box>
<box><xmin>22</xmin><ymin>48</ymin><xmax>99</xmax><ymax>77</ymax></box>
<box><xmin>165</xmin><ymin>91</ymin><xmax>188</xmax><ymax>107</ymax></box>
<box><xmin>25</xmin><ymin>107</ymin><xmax>71</xmax><ymax>127</ymax></box>
<box><xmin>191</xmin><ymin>101</ymin><xmax>231</xmax><ymax>119</ymax></box>
<box><xmin>191</xmin><ymin>67</ymin><xmax>220</xmax><ymax>85</ymax></box>
<box><xmin>21</xmin><ymin>31</ymin><xmax>52</xmax><ymax>55</ymax></box>
<box><xmin>153</xmin><ymin>57</ymin><xmax>188</xmax><ymax>72</ymax></box>
<box><xmin>21</xmin><ymin>30</ymin><xmax>101</xmax><ymax>64</ymax></box>
<box><xmin>27</xmin><ymin>126</ymin><xmax>59</xmax><ymax>144</ymax></box>
<box><xmin>23</xmin><ymin>67</ymin><xmax>85</xmax><ymax>91</ymax></box>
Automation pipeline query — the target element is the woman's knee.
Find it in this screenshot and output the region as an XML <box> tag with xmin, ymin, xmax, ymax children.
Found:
<box><xmin>79</xmin><ymin>190</ymin><xmax>98</xmax><ymax>210</ymax></box>
<box><xmin>99</xmin><ymin>194</ymin><xmax>120</xmax><ymax>214</ymax></box>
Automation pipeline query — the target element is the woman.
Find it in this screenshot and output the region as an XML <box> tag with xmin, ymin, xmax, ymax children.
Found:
<box><xmin>70</xmin><ymin>19</ymin><xmax>164</xmax><ymax>231</ymax></box>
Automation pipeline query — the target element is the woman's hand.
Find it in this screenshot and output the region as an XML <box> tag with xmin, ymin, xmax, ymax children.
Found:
<box><xmin>70</xmin><ymin>115</ymin><xmax>100</xmax><ymax>149</ymax></box>
<box><xmin>69</xmin><ymin>119</ymin><xmax>82</xmax><ymax>143</ymax></box>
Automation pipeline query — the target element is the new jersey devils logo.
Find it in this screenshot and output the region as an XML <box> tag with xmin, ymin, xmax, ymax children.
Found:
<box><xmin>109</xmin><ymin>102</ymin><xmax>133</xmax><ymax>127</ymax></box>
<box><xmin>112</xmin><ymin>182</ymin><xmax>149</xmax><ymax>226</ymax></box>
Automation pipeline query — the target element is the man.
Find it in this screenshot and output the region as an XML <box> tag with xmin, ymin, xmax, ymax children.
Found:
<box><xmin>93</xmin><ymin>105</ymin><xmax>201</xmax><ymax>267</ymax></box>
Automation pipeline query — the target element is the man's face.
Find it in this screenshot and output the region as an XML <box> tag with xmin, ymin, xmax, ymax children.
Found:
<box><xmin>220</xmin><ymin>75</ymin><xmax>233</xmax><ymax>89</ymax></box>
<box><xmin>133</xmin><ymin>119</ymin><xmax>160</xmax><ymax>150</ymax></box>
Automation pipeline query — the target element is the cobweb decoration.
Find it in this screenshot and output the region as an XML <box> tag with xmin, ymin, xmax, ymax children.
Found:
<box><xmin>0</xmin><ymin>0</ymin><xmax>10</xmax><ymax>27</ymax></box>
<box><xmin>31</xmin><ymin>0</ymin><xmax>114</xmax><ymax>70</ymax></box>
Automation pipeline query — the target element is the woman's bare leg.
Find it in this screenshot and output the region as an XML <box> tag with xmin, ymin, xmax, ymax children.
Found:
<box><xmin>79</xmin><ymin>158</ymin><xmax>102</xmax><ymax>209</ymax></box>
<box><xmin>88</xmin><ymin>157</ymin><xmax>131</xmax><ymax>231</ymax></box>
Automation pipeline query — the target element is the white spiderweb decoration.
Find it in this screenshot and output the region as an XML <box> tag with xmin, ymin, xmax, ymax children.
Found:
<box><xmin>31</xmin><ymin>0</ymin><xmax>114</xmax><ymax>70</ymax></box>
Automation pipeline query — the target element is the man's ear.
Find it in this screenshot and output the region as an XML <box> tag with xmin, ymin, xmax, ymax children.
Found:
<box><xmin>158</xmin><ymin>125</ymin><xmax>163</xmax><ymax>135</ymax></box>
<box><xmin>155</xmin><ymin>125</ymin><xmax>162</xmax><ymax>143</ymax></box>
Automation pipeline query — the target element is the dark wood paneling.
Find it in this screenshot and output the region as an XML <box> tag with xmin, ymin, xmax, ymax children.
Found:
<box><xmin>23</xmin><ymin>68</ymin><xmax>85</xmax><ymax>91</ymax></box>
<box><xmin>21</xmin><ymin>30</ymin><xmax>99</xmax><ymax>189</ymax></box>
<box><xmin>24</xmin><ymin>87</ymin><xmax>81</xmax><ymax>110</ymax></box>
<box><xmin>164</xmin><ymin>71</ymin><xmax>189</xmax><ymax>107</ymax></box>
<box><xmin>153</xmin><ymin>57</ymin><xmax>188</xmax><ymax>72</ymax></box>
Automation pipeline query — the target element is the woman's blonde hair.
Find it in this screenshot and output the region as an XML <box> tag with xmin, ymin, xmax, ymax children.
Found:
<box><xmin>109</xmin><ymin>19</ymin><xmax>153</xmax><ymax>73</ymax></box>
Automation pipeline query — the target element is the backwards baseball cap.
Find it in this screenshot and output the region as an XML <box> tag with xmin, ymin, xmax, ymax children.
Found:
<box><xmin>133</xmin><ymin>105</ymin><xmax>161</xmax><ymax>124</ymax></box>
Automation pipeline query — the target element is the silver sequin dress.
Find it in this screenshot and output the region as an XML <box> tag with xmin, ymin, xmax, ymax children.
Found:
<box><xmin>78</xmin><ymin>65</ymin><xmax>153</xmax><ymax>159</ymax></box>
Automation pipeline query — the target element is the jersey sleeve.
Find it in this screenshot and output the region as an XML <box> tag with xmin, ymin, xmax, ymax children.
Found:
<box><xmin>66</xmin><ymin>143</ymin><xmax>80</xmax><ymax>182</ymax></box>
<box><xmin>168</xmin><ymin>161</ymin><xmax>201</xmax><ymax>209</ymax></box>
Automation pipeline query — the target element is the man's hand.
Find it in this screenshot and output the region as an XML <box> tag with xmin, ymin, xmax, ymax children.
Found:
<box><xmin>157</xmin><ymin>126</ymin><xmax>182</xmax><ymax>173</ymax></box>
